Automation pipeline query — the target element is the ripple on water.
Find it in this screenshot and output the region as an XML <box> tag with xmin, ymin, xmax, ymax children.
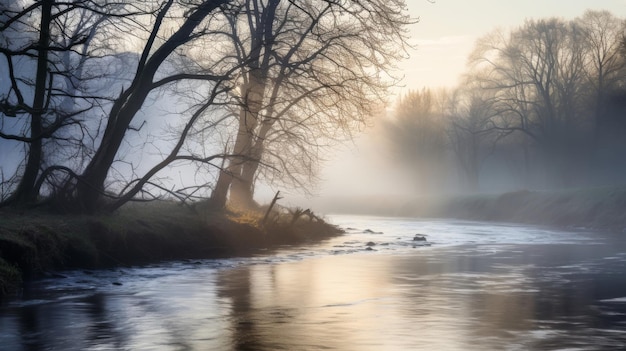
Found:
<box><xmin>2</xmin><ymin>217</ymin><xmax>626</xmax><ymax>351</ymax></box>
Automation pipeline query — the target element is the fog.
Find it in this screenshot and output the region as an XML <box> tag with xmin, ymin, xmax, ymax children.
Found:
<box><xmin>3</xmin><ymin>2</ymin><xmax>626</xmax><ymax>217</ymax></box>
<box><xmin>275</xmin><ymin>8</ymin><xmax>626</xmax><ymax>217</ymax></box>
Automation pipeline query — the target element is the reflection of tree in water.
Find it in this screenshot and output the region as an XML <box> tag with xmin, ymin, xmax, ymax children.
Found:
<box><xmin>81</xmin><ymin>293</ymin><xmax>127</xmax><ymax>349</ymax></box>
<box><xmin>217</xmin><ymin>266</ymin><xmax>264</xmax><ymax>351</ymax></box>
<box><xmin>215</xmin><ymin>256</ymin><xmax>397</xmax><ymax>351</ymax></box>
<box><xmin>217</xmin><ymin>264</ymin><xmax>309</xmax><ymax>351</ymax></box>
<box><xmin>15</xmin><ymin>292</ymin><xmax>126</xmax><ymax>350</ymax></box>
<box><xmin>18</xmin><ymin>304</ymin><xmax>46</xmax><ymax>351</ymax></box>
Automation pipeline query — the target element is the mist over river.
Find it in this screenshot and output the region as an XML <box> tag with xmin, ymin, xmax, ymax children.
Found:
<box><xmin>2</xmin><ymin>215</ymin><xmax>626</xmax><ymax>350</ymax></box>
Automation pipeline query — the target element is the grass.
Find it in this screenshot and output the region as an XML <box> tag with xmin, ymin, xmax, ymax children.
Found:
<box><xmin>0</xmin><ymin>201</ymin><xmax>343</xmax><ymax>297</ymax></box>
<box><xmin>0</xmin><ymin>257</ymin><xmax>21</xmax><ymax>295</ymax></box>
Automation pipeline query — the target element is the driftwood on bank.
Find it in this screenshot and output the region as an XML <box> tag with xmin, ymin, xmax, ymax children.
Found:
<box><xmin>289</xmin><ymin>207</ymin><xmax>321</xmax><ymax>225</ymax></box>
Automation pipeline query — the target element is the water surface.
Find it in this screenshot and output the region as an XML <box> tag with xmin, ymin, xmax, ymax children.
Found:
<box><xmin>2</xmin><ymin>216</ymin><xmax>626</xmax><ymax>350</ymax></box>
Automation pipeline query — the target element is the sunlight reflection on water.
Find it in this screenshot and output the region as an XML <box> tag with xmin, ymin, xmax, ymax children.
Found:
<box><xmin>2</xmin><ymin>217</ymin><xmax>626</xmax><ymax>350</ymax></box>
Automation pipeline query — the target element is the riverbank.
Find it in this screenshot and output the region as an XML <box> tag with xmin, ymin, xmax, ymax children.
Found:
<box><xmin>0</xmin><ymin>202</ymin><xmax>342</xmax><ymax>296</ymax></box>
<box><xmin>400</xmin><ymin>186</ymin><xmax>626</xmax><ymax>232</ymax></box>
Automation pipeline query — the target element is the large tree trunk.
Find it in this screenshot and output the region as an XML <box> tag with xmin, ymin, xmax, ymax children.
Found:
<box><xmin>209</xmin><ymin>0</ymin><xmax>279</xmax><ymax>209</ymax></box>
<box><xmin>211</xmin><ymin>66</ymin><xmax>268</xmax><ymax>209</ymax></box>
<box><xmin>229</xmin><ymin>143</ymin><xmax>263</xmax><ymax>208</ymax></box>
<box><xmin>209</xmin><ymin>98</ymin><xmax>258</xmax><ymax>208</ymax></box>
<box><xmin>7</xmin><ymin>0</ymin><xmax>52</xmax><ymax>206</ymax></box>
<box><xmin>210</xmin><ymin>168</ymin><xmax>233</xmax><ymax>209</ymax></box>
<box><xmin>76</xmin><ymin>0</ymin><xmax>226</xmax><ymax>213</ymax></box>
<box><xmin>76</xmin><ymin>89</ymin><xmax>145</xmax><ymax>212</ymax></box>
<box><xmin>212</xmin><ymin>109</ymin><xmax>260</xmax><ymax>209</ymax></box>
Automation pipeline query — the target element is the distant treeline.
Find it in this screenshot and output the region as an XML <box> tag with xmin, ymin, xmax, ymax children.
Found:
<box><xmin>382</xmin><ymin>10</ymin><xmax>626</xmax><ymax>194</ymax></box>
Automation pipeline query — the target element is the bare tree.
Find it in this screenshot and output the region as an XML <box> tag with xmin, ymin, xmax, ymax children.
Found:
<box><xmin>468</xmin><ymin>18</ymin><xmax>589</xmax><ymax>187</ymax></box>
<box><xmin>0</xmin><ymin>0</ymin><xmax>124</xmax><ymax>205</ymax></box>
<box><xmin>74</xmin><ymin>0</ymin><xmax>231</xmax><ymax>213</ymax></box>
<box><xmin>209</xmin><ymin>0</ymin><xmax>413</xmax><ymax>209</ymax></box>
<box><xmin>576</xmin><ymin>10</ymin><xmax>626</xmax><ymax>151</ymax></box>
<box><xmin>446</xmin><ymin>88</ymin><xmax>499</xmax><ymax>191</ymax></box>
<box><xmin>381</xmin><ymin>88</ymin><xmax>448</xmax><ymax>194</ymax></box>
<box><xmin>0</xmin><ymin>0</ymin><xmax>54</xmax><ymax>205</ymax></box>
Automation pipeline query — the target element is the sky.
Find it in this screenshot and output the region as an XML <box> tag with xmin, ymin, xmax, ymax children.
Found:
<box><xmin>285</xmin><ymin>0</ymin><xmax>626</xmax><ymax>206</ymax></box>
<box><xmin>400</xmin><ymin>0</ymin><xmax>626</xmax><ymax>92</ymax></box>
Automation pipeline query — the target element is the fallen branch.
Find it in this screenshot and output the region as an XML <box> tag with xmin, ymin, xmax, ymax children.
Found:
<box><xmin>262</xmin><ymin>190</ymin><xmax>282</xmax><ymax>225</ymax></box>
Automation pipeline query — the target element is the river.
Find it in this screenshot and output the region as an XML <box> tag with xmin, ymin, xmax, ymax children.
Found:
<box><xmin>2</xmin><ymin>215</ymin><xmax>626</xmax><ymax>350</ymax></box>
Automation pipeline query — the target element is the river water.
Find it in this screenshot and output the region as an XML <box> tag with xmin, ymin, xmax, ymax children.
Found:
<box><xmin>2</xmin><ymin>215</ymin><xmax>626</xmax><ymax>350</ymax></box>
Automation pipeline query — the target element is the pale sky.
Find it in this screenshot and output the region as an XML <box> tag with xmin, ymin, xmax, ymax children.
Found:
<box><xmin>400</xmin><ymin>0</ymin><xmax>626</xmax><ymax>92</ymax></box>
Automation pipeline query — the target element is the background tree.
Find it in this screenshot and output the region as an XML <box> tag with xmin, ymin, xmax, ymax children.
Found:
<box><xmin>468</xmin><ymin>18</ymin><xmax>589</xmax><ymax>187</ymax></box>
<box><xmin>381</xmin><ymin>88</ymin><xmax>448</xmax><ymax>194</ymax></box>
<box><xmin>446</xmin><ymin>88</ymin><xmax>499</xmax><ymax>191</ymax></box>
<box><xmin>576</xmin><ymin>10</ymin><xmax>626</xmax><ymax>181</ymax></box>
<box><xmin>0</xmin><ymin>0</ymin><xmax>54</xmax><ymax>205</ymax></box>
<box><xmin>577</xmin><ymin>10</ymin><xmax>626</xmax><ymax>142</ymax></box>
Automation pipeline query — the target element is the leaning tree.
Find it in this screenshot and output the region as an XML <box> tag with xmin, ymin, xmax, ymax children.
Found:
<box><xmin>74</xmin><ymin>0</ymin><xmax>232</xmax><ymax>213</ymax></box>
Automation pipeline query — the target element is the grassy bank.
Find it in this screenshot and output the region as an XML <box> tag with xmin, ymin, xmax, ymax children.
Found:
<box><xmin>401</xmin><ymin>186</ymin><xmax>626</xmax><ymax>231</ymax></box>
<box><xmin>0</xmin><ymin>202</ymin><xmax>342</xmax><ymax>296</ymax></box>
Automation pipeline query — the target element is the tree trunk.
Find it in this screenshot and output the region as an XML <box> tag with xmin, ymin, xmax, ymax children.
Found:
<box><xmin>210</xmin><ymin>168</ymin><xmax>232</xmax><ymax>209</ymax></box>
<box><xmin>210</xmin><ymin>101</ymin><xmax>257</xmax><ymax>208</ymax></box>
<box><xmin>229</xmin><ymin>177</ymin><xmax>255</xmax><ymax>208</ymax></box>
<box><xmin>211</xmin><ymin>65</ymin><xmax>267</xmax><ymax>209</ymax></box>
<box><xmin>229</xmin><ymin>154</ymin><xmax>260</xmax><ymax>209</ymax></box>
<box><xmin>7</xmin><ymin>0</ymin><xmax>52</xmax><ymax>206</ymax></box>
<box><xmin>76</xmin><ymin>97</ymin><xmax>140</xmax><ymax>212</ymax></box>
<box><xmin>208</xmin><ymin>1</ymin><xmax>279</xmax><ymax>209</ymax></box>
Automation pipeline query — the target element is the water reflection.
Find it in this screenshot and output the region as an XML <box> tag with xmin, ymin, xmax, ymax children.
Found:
<box><xmin>212</xmin><ymin>243</ymin><xmax>626</xmax><ymax>350</ymax></box>
<box><xmin>2</xmin><ymin>240</ymin><xmax>626</xmax><ymax>350</ymax></box>
<box><xmin>217</xmin><ymin>257</ymin><xmax>397</xmax><ymax>350</ymax></box>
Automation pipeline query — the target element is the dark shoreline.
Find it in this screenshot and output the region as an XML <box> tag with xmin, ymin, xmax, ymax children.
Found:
<box><xmin>0</xmin><ymin>203</ymin><xmax>343</xmax><ymax>297</ymax></box>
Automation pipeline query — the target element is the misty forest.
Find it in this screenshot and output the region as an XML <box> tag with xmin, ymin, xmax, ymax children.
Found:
<box><xmin>3</xmin><ymin>2</ymin><xmax>626</xmax><ymax>213</ymax></box>
<box><xmin>382</xmin><ymin>10</ymin><xmax>626</xmax><ymax>195</ymax></box>
<box><xmin>3</xmin><ymin>1</ymin><xmax>626</xmax><ymax>350</ymax></box>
